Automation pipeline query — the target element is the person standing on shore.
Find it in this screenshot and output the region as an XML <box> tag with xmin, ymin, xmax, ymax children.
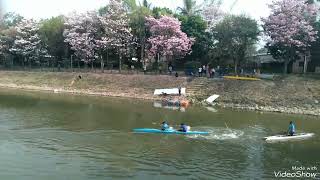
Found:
<box><xmin>143</xmin><ymin>64</ymin><xmax>147</xmax><ymax>74</ymax></box>
<box><xmin>211</xmin><ymin>67</ymin><xmax>215</xmax><ymax>78</ymax></box>
<box><xmin>168</xmin><ymin>65</ymin><xmax>173</xmax><ymax>75</ymax></box>
<box><xmin>202</xmin><ymin>65</ymin><xmax>206</xmax><ymax>77</ymax></box>
<box><xmin>198</xmin><ymin>67</ymin><xmax>202</xmax><ymax>77</ymax></box>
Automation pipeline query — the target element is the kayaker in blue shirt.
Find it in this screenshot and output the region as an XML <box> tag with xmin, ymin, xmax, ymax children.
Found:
<box><xmin>161</xmin><ymin>121</ymin><xmax>169</xmax><ymax>131</ymax></box>
<box><xmin>288</xmin><ymin>121</ymin><xmax>296</xmax><ymax>136</ymax></box>
<box><xmin>179</xmin><ymin>123</ymin><xmax>189</xmax><ymax>132</ymax></box>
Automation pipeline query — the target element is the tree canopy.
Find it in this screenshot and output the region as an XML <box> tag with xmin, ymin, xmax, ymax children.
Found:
<box><xmin>0</xmin><ymin>0</ymin><xmax>319</xmax><ymax>74</ymax></box>
<box><xmin>39</xmin><ymin>16</ymin><xmax>66</xmax><ymax>62</ymax></box>
<box><xmin>146</xmin><ymin>16</ymin><xmax>194</xmax><ymax>61</ymax></box>
<box><xmin>262</xmin><ymin>0</ymin><xmax>319</xmax><ymax>73</ymax></box>
<box><xmin>212</xmin><ymin>15</ymin><xmax>259</xmax><ymax>73</ymax></box>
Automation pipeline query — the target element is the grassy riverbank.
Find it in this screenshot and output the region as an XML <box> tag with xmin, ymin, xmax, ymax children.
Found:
<box><xmin>0</xmin><ymin>71</ymin><xmax>187</xmax><ymax>100</ymax></box>
<box><xmin>0</xmin><ymin>71</ymin><xmax>319</xmax><ymax>116</ymax></box>
<box><xmin>189</xmin><ymin>75</ymin><xmax>320</xmax><ymax>116</ymax></box>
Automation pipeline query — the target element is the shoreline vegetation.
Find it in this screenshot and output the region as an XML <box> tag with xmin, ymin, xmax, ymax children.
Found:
<box><xmin>0</xmin><ymin>71</ymin><xmax>319</xmax><ymax>116</ymax></box>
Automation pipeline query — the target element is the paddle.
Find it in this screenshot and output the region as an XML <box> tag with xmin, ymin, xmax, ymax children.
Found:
<box><xmin>225</xmin><ymin>122</ymin><xmax>229</xmax><ymax>130</ymax></box>
<box><xmin>225</xmin><ymin>122</ymin><xmax>233</xmax><ymax>134</ymax></box>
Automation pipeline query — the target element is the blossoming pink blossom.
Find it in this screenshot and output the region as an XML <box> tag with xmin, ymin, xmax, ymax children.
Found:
<box><xmin>262</xmin><ymin>0</ymin><xmax>318</xmax><ymax>49</ymax></box>
<box><xmin>146</xmin><ymin>16</ymin><xmax>194</xmax><ymax>59</ymax></box>
<box><xmin>64</xmin><ymin>11</ymin><xmax>101</xmax><ymax>63</ymax></box>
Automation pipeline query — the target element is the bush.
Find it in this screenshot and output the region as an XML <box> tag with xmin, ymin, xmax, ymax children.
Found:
<box><xmin>184</xmin><ymin>61</ymin><xmax>201</xmax><ymax>69</ymax></box>
<box><xmin>122</xmin><ymin>64</ymin><xmax>129</xmax><ymax>70</ymax></box>
<box><xmin>184</xmin><ymin>61</ymin><xmax>201</xmax><ymax>75</ymax></box>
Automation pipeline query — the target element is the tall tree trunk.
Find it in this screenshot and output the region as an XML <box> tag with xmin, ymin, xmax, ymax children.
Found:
<box><xmin>52</xmin><ymin>58</ymin><xmax>55</xmax><ymax>72</ymax></box>
<box><xmin>86</xmin><ymin>62</ymin><xmax>89</xmax><ymax>72</ymax></box>
<box><xmin>141</xmin><ymin>40</ymin><xmax>145</xmax><ymax>66</ymax></box>
<box><xmin>10</xmin><ymin>54</ymin><xmax>14</xmax><ymax>68</ymax></box>
<box><xmin>29</xmin><ymin>58</ymin><xmax>31</xmax><ymax>70</ymax></box>
<box><xmin>119</xmin><ymin>53</ymin><xmax>122</xmax><ymax>73</ymax></box>
<box><xmin>106</xmin><ymin>50</ymin><xmax>109</xmax><ymax>65</ymax></box>
<box><xmin>100</xmin><ymin>55</ymin><xmax>104</xmax><ymax>73</ymax></box>
<box><xmin>284</xmin><ymin>60</ymin><xmax>288</xmax><ymax>74</ymax></box>
<box><xmin>303</xmin><ymin>54</ymin><xmax>307</xmax><ymax>74</ymax></box>
<box><xmin>23</xmin><ymin>56</ymin><xmax>25</xmax><ymax>70</ymax></box>
<box><xmin>40</xmin><ymin>57</ymin><xmax>42</xmax><ymax>71</ymax></box>
<box><xmin>106</xmin><ymin>50</ymin><xmax>109</xmax><ymax>72</ymax></box>
<box><xmin>157</xmin><ymin>53</ymin><xmax>160</xmax><ymax>74</ymax></box>
<box><xmin>91</xmin><ymin>60</ymin><xmax>94</xmax><ymax>72</ymax></box>
<box><xmin>78</xmin><ymin>59</ymin><xmax>80</xmax><ymax>72</ymax></box>
<box><xmin>70</xmin><ymin>55</ymin><xmax>73</xmax><ymax>72</ymax></box>
<box><xmin>234</xmin><ymin>59</ymin><xmax>238</xmax><ymax>75</ymax></box>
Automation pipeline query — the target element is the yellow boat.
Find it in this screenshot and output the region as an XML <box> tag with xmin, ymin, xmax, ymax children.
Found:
<box><xmin>223</xmin><ymin>76</ymin><xmax>260</xmax><ymax>81</ymax></box>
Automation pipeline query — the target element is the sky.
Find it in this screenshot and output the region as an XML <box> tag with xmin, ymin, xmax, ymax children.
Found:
<box><xmin>2</xmin><ymin>0</ymin><xmax>271</xmax><ymax>21</ymax></box>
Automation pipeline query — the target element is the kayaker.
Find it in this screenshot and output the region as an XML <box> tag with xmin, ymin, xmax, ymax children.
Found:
<box><xmin>288</xmin><ymin>121</ymin><xmax>296</xmax><ymax>136</ymax></box>
<box><xmin>179</xmin><ymin>123</ymin><xmax>189</xmax><ymax>132</ymax></box>
<box><xmin>161</xmin><ymin>121</ymin><xmax>170</xmax><ymax>131</ymax></box>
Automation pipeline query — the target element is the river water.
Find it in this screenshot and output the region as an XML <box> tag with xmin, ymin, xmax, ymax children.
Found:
<box><xmin>0</xmin><ymin>88</ymin><xmax>319</xmax><ymax>179</ymax></box>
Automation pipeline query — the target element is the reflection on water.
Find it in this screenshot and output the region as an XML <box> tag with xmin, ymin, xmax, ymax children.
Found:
<box><xmin>0</xmin><ymin>88</ymin><xmax>319</xmax><ymax>179</ymax></box>
<box><xmin>153</xmin><ymin>101</ymin><xmax>186</xmax><ymax>112</ymax></box>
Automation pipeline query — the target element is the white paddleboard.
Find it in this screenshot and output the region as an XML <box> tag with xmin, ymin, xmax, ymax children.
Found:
<box><xmin>154</xmin><ymin>88</ymin><xmax>186</xmax><ymax>96</ymax></box>
<box><xmin>264</xmin><ymin>133</ymin><xmax>314</xmax><ymax>142</ymax></box>
<box><xmin>205</xmin><ymin>94</ymin><xmax>220</xmax><ymax>104</ymax></box>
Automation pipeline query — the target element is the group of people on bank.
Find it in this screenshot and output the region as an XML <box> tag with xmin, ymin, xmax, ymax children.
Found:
<box><xmin>198</xmin><ymin>65</ymin><xmax>216</xmax><ymax>78</ymax></box>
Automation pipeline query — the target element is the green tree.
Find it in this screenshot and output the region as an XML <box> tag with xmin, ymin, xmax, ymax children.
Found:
<box><xmin>308</xmin><ymin>0</ymin><xmax>320</xmax><ymax>72</ymax></box>
<box><xmin>177</xmin><ymin>0</ymin><xmax>199</xmax><ymax>16</ymax></box>
<box><xmin>124</xmin><ymin>0</ymin><xmax>152</xmax><ymax>66</ymax></box>
<box><xmin>177</xmin><ymin>14</ymin><xmax>212</xmax><ymax>65</ymax></box>
<box><xmin>39</xmin><ymin>16</ymin><xmax>67</xmax><ymax>66</ymax></box>
<box><xmin>0</xmin><ymin>13</ymin><xmax>23</xmax><ymax>67</ymax></box>
<box><xmin>152</xmin><ymin>7</ymin><xmax>173</xmax><ymax>18</ymax></box>
<box><xmin>1</xmin><ymin>12</ymin><xmax>23</xmax><ymax>28</ymax></box>
<box><xmin>212</xmin><ymin>15</ymin><xmax>259</xmax><ymax>73</ymax></box>
<box><xmin>142</xmin><ymin>0</ymin><xmax>151</xmax><ymax>8</ymax></box>
<box><xmin>309</xmin><ymin>21</ymin><xmax>320</xmax><ymax>72</ymax></box>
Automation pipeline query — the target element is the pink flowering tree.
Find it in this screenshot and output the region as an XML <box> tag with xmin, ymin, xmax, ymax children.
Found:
<box><xmin>262</xmin><ymin>0</ymin><xmax>318</xmax><ymax>73</ymax></box>
<box><xmin>99</xmin><ymin>0</ymin><xmax>134</xmax><ymax>72</ymax></box>
<box><xmin>63</xmin><ymin>11</ymin><xmax>102</xmax><ymax>68</ymax></box>
<box><xmin>201</xmin><ymin>1</ymin><xmax>225</xmax><ymax>30</ymax></box>
<box><xmin>9</xmin><ymin>19</ymin><xmax>48</xmax><ymax>68</ymax></box>
<box><xmin>146</xmin><ymin>16</ymin><xmax>194</xmax><ymax>66</ymax></box>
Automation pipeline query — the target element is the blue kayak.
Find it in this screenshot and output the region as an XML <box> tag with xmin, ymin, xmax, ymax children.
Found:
<box><xmin>133</xmin><ymin>128</ymin><xmax>209</xmax><ymax>135</ymax></box>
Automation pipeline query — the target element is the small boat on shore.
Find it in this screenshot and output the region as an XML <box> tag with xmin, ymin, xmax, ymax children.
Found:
<box><xmin>264</xmin><ymin>133</ymin><xmax>314</xmax><ymax>142</ymax></box>
<box><xmin>223</xmin><ymin>76</ymin><xmax>260</xmax><ymax>81</ymax></box>
<box><xmin>205</xmin><ymin>94</ymin><xmax>220</xmax><ymax>104</ymax></box>
<box><xmin>154</xmin><ymin>88</ymin><xmax>186</xmax><ymax>96</ymax></box>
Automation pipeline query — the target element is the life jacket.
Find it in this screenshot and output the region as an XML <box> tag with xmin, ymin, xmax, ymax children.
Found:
<box><xmin>181</xmin><ymin>125</ymin><xmax>188</xmax><ymax>132</ymax></box>
<box><xmin>289</xmin><ymin>124</ymin><xmax>295</xmax><ymax>133</ymax></box>
<box><xmin>162</xmin><ymin>123</ymin><xmax>169</xmax><ymax>130</ymax></box>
